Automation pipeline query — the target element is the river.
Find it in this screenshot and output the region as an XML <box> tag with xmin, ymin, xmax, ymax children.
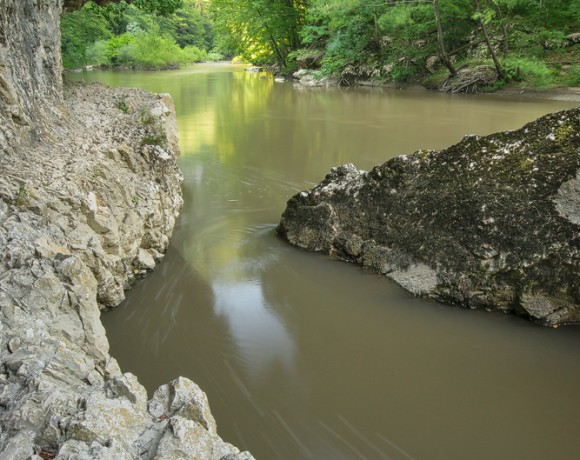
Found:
<box><xmin>68</xmin><ymin>64</ymin><xmax>580</xmax><ymax>460</ymax></box>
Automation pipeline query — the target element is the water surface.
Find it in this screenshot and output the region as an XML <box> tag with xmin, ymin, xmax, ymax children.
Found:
<box><xmin>69</xmin><ymin>65</ymin><xmax>580</xmax><ymax>460</ymax></box>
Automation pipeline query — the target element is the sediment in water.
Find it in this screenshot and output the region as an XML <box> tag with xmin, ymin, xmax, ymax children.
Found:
<box><xmin>278</xmin><ymin>108</ymin><xmax>580</xmax><ymax>326</ymax></box>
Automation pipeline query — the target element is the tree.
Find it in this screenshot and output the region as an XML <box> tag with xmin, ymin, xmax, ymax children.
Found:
<box><xmin>64</xmin><ymin>0</ymin><xmax>183</xmax><ymax>16</ymax></box>
<box><xmin>210</xmin><ymin>0</ymin><xmax>307</xmax><ymax>66</ymax></box>
<box><xmin>170</xmin><ymin>0</ymin><xmax>214</xmax><ymax>49</ymax></box>
<box><xmin>133</xmin><ymin>0</ymin><xmax>183</xmax><ymax>15</ymax></box>
<box><xmin>61</xmin><ymin>0</ymin><xmax>211</xmax><ymax>69</ymax></box>
<box><xmin>433</xmin><ymin>0</ymin><xmax>457</xmax><ymax>76</ymax></box>
<box><xmin>472</xmin><ymin>0</ymin><xmax>504</xmax><ymax>79</ymax></box>
<box><xmin>61</xmin><ymin>6</ymin><xmax>112</xmax><ymax>67</ymax></box>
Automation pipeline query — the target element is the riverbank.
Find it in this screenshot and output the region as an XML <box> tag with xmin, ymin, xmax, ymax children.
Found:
<box><xmin>289</xmin><ymin>68</ymin><xmax>580</xmax><ymax>102</ymax></box>
<box><xmin>0</xmin><ymin>81</ymin><xmax>253</xmax><ymax>459</ymax></box>
<box><xmin>493</xmin><ymin>85</ymin><xmax>580</xmax><ymax>102</ymax></box>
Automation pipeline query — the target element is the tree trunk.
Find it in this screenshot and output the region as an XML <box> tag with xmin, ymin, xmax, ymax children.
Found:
<box><xmin>258</xmin><ymin>14</ymin><xmax>287</xmax><ymax>66</ymax></box>
<box><xmin>433</xmin><ymin>0</ymin><xmax>457</xmax><ymax>77</ymax></box>
<box><xmin>473</xmin><ymin>0</ymin><xmax>504</xmax><ymax>79</ymax></box>
<box><xmin>373</xmin><ymin>10</ymin><xmax>381</xmax><ymax>48</ymax></box>
<box><xmin>493</xmin><ymin>2</ymin><xmax>509</xmax><ymax>56</ymax></box>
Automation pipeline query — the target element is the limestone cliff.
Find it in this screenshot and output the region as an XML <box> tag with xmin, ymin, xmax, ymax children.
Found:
<box><xmin>0</xmin><ymin>0</ymin><xmax>64</xmax><ymax>156</ymax></box>
<box><xmin>278</xmin><ymin>108</ymin><xmax>580</xmax><ymax>326</ymax></box>
<box><xmin>0</xmin><ymin>1</ymin><xmax>253</xmax><ymax>458</ymax></box>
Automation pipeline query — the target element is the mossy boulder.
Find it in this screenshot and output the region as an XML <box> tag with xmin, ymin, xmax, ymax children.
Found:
<box><xmin>278</xmin><ymin>108</ymin><xmax>580</xmax><ymax>326</ymax></box>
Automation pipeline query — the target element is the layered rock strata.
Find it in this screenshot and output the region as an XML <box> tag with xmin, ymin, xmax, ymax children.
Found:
<box><xmin>0</xmin><ymin>82</ymin><xmax>253</xmax><ymax>459</ymax></box>
<box><xmin>0</xmin><ymin>0</ymin><xmax>253</xmax><ymax>457</ymax></box>
<box><xmin>278</xmin><ymin>108</ymin><xmax>580</xmax><ymax>326</ymax></box>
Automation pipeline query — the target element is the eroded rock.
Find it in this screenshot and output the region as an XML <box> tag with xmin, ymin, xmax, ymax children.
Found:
<box><xmin>0</xmin><ymin>1</ymin><xmax>253</xmax><ymax>456</ymax></box>
<box><xmin>278</xmin><ymin>108</ymin><xmax>580</xmax><ymax>326</ymax></box>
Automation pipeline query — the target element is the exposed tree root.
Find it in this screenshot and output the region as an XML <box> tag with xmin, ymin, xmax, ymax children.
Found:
<box><xmin>440</xmin><ymin>65</ymin><xmax>498</xmax><ymax>93</ymax></box>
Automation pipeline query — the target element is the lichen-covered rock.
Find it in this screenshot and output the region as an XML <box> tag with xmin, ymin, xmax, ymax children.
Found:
<box><xmin>278</xmin><ymin>108</ymin><xmax>580</xmax><ymax>326</ymax></box>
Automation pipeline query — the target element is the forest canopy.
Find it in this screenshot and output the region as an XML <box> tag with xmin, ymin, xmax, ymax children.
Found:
<box><xmin>61</xmin><ymin>0</ymin><xmax>579</xmax><ymax>89</ymax></box>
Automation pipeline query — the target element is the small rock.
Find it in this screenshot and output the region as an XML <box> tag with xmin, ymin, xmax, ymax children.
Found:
<box><xmin>137</xmin><ymin>248</ymin><xmax>156</xmax><ymax>271</ymax></box>
<box><xmin>7</xmin><ymin>336</ymin><xmax>21</xmax><ymax>353</ymax></box>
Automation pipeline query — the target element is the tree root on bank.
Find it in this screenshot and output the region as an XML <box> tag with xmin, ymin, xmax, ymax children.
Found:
<box><xmin>440</xmin><ymin>65</ymin><xmax>498</xmax><ymax>93</ymax></box>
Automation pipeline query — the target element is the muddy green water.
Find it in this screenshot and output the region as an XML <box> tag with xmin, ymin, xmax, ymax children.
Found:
<box><xmin>68</xmin><ymin>65</ymin><xmax>580</xmax><ymax>460</ymax></box>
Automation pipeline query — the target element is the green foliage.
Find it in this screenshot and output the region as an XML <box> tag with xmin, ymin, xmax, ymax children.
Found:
<box><xmin>206</xmin><ymin>51</ymin><xmax>223</xmax><ymax>61</ymax></box>
<box><xmin>142</xmin><ymin>133</ymin><xmax>168</xmax><ymax>146</ymax></box>
<box><xmin>15</xmin><ymin>185</ymin><xmax>29</xmax><ymax>207</ymax></box>
<box><xmin>133</xmin><ymin>0</ymin><xmax>183</xmax><ymax>16</ymax></box>
<box><xmin>210</xmin><ymin>0</ymin><xmax>307</xmax><ymax>65</ymax></box>
<box><xmin>299</xmin><ymin>3</ymin><xmax>331</xmax><ymax>47</ymax></box>
<box><xmin>502</xmin><ymin>56</ymin><xmax>555</xmax><ymax>87</ymax></box>
<box><xmin>104</xmin><ymin>33</ymin><xmax>136</xmax><ymax>64</ymax></box>
<box><xmin>61</xmin><ymin>5</ymin><xmax>111</xmax><ymax>68</ymax></box>
<box><xmin>171</xmin><ymin>3</ymin><xmax>215</xmax><ymax>49</ymax></box>
<box><xmin>115</xmin><ymin>96</ymin><xmax>130</xmax><ymax>113</ymax></box>
<box><xmin>85</xmin><ymin>40</ymin><xmax>110</xmax><ymax>66</ymax></box>
<box><xmin>293</xmin><ymin>0</ymin><xmax>578</xmax><ymax>87</ymax></box>
<box><xmin>62</xmin><ymin>0</ymin><xmax>214</xmax><ymax>69</ymax></box>
<box><xmin>316</xmin><ymin>0</ymin><xmax>379</xmax><ymax>76</ymax></box>
<box><xmin>182</xmin><ymin>45</ymin><xmax>208</xmax><ymax>63</ymax></box>
<box><xmin>565</xmin><ymin>65</ymin><xmax>580</xmax><ymax>86</ymax></box>
<box><xmin>375</xmin><ymin>3</ymin><xmax>436</xmax><ymax>82</ymax></box>
<box><xmin>123</xmin><ymin>30</ymin><xmax>187</xmax><ymax>68</ymax></box>
<box><xmin>62</xmin><ymin>0</ymin><xmax>578</xmax><ymax>91</ymax></box>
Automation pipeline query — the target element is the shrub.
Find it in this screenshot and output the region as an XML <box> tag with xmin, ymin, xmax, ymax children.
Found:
<box><xmin>61</xmin><ymin>7</ymin><xmax>111</xmax><ymax>68</ymax></box>
<box><xmin>85</xmin><ymin>40</ymin><xmax>110</xmax><ymax>66</ymax></box>
<box><xmin>105</xmin><ymin>33</ymin><xmax>136</xmax><ymax>65</ymax></box>
<box><xmin>565</xmin><ymin>65</ymin><xmax>580</xmax><ymax>86</ymax></box>
<box><xmin>123</xmin><ymin>31</ymin><xmax>187</xmax><ymax>69</ymax></box>
<box><xmin>182</xmin><ymin>45</ymin><xmax>207</xmax><ymax>63</ymax></box>
<box><xmin>502</xmin><ymin>57</ymin><xmax>555</xmax><ymax>88</ymax></box>
<box><xmin>206</xmin><ymin>52</ymin><xmax>223</xmax><ymax>62</ymax></box>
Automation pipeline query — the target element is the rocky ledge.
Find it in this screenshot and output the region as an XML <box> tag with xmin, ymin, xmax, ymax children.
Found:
<box><xmin>278</xmin><ymin>108</ymin><xmax>580</xmax><ymax>326</ymax></box>
<box><xmin>0</xmin><ymin>82</ymin><xmax>253</xmax><ymax>459</ymax></box>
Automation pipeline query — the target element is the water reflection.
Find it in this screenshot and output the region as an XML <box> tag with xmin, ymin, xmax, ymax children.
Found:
<box><xmin>91</xmin><ymin>65</ymin><xmax>580</xmax><ymax>460</ymax></box>
<box><xmin>211</xmin><ymin>223</ymin><xmax>296</xmax><ymax>381</ymax></box>
<box><xmin>213</xmin><ymin>279</ymin><xmax>295</xmax><ymax>379</ymax></box>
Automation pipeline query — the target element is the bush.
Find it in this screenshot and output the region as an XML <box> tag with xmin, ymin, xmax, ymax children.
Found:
<box><xmin>61</xmin><ymin>6</ymin><xmax>111</xmax><ymax>68</ymax></box>
<box><xmin>182</xmin><ymin>45</ymin><xmax>207</xmax><ymax>63</ymax></box>
<box><xmin>565</xmin><ymin>65</ymin><xmax>580</xmax><ymax>86</ymax></box>
<box><xmin>502</xmin><ymin>57</ymin><xmax>555</xmax><ymax>88</ymax></box>
<box><xmin>105</xmin><ymin>33</ymin><xmax>136</xmax><ymax>65</ymax></box>
<box><xmin>206</xmin><ymin>52</ymin><xmax>223</xmax><ymax>62</ymax></box>
<box><xmin>85</xmin><ymin>40</ymin><xmax>110</xmax><ymax>66</ymax></box>
<box><xmin>123</xmin><ymin>31</ymin><xmax>188</xmax><ymax>69</ymax></box>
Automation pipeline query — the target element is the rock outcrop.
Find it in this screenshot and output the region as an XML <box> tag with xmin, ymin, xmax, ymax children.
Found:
<box><xmin>0</xmin><ymin>0</ymin><xmax>64</xmax><ymax>156</ymax></box>
<box><xmin>0</xmin><ymin>81</ymin><xmax>253</xmax><ymax>460</ymax></box>
<box><xmin>0</xmin><ymin>0</ymin><xmax>253</xmax><ymax>458</ymax></box>
<box><xmin>278</xmin><ymin>108</ymin><xmax>580</xmax><ymax>326</ymax></box>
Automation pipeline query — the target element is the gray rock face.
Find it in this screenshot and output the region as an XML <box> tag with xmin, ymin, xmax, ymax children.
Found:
<box><xmin>0</xmin><ymin>81</ymin><xmax>254</xmax><ymax>459</ymax></box>
<box><xmin>0</xmin><ymin>1</ymin><xmax>254</xmax><ymax>459</ymax></box>
<box><xmin>278</xmin><ymin>108</ymin><xmax>580</xmax><ymax>326</ymax></box>
<box><xmin>0</xmin><ymin>0</ymin><xmax>64</xmax><ymax>156</ymax></box>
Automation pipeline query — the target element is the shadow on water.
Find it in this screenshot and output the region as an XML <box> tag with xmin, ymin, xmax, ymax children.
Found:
<box><xmin>87</xmin><ymin>64</ymin><xmax>580</xmax><ymax>460</ymax></box>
